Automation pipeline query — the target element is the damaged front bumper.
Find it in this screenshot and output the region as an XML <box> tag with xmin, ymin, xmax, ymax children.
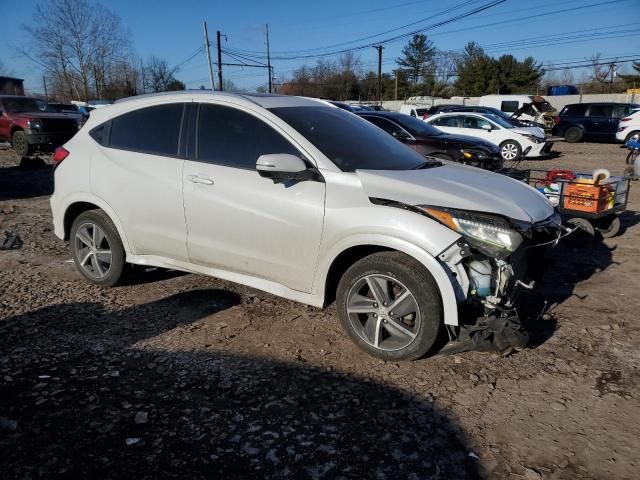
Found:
<box><xmin>438</xmin><ymin>213</ymin><xmax>563</xmax><ymax>352</ymax></box>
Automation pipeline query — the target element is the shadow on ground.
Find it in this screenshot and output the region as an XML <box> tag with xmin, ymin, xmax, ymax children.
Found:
<box><xmin>0</xmin><ymin>289</ymin><xmax>479</xmax><ymax>479</ymax></box>
<box><xmin>0</xmin><ymin>158</ymin><xmax>53</xmax><ymax>201</ymax></box>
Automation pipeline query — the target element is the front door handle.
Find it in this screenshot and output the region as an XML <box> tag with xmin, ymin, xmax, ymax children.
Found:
<box><xmin>186</xmin><ymin>174</ymin><xmax>214</xmax><ymax>185</ymax></box>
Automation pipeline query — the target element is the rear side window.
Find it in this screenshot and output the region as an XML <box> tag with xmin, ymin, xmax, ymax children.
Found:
<box><xmin>500</xmin><ymin>101</ymin><xmax>519</xmax><ymax>113</ymax></box>
<box><xmin>431</xmin><ymin>116</ymin><xmax>459</xmax><ymax>127</ymax></box>
<box><xmin>197</xmin><ymin>104</ymin><xmax>299</xmax><ymax>169</ymax></box>
<box><xmin>109</xmin><ymin>103</ymin><xmax>184</xmax><ymax>156</ymax></box>
<box><xmin>462</xmin><ymin>116</ymin><xmax>491</xmax><ymax>129</ymax></box>
<box><xmin>613</xmin><ymin>104</ymin><xmax>637</xmax><ymax>117</ymax></box>
<box><xmin>588</xmin><ymin>104</ymin><xmax>613</xmax><ymax>117</ymax></box>
<box><xmin>562</xmin><ymin>104</ymin><xmax>587</xmax><ymax>116</ymax></box>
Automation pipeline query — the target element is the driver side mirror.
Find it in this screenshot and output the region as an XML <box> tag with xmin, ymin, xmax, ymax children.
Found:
<box><xmin>256</xmin><ymin>154</ymin><xmax>317</xmax><ymax>183</ymax></box>
<box><xmin>392</xmin><ymin>130</ymin><xmax>411</xmax><ymax>141</ymax></box>
<box><xmin>481</xmin><ymin>123</ymin><xmax>492</xmax><ymax>131</ymax></box>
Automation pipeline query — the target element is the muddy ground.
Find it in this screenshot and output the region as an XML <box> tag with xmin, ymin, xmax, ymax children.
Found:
<box><xmin>1</xmin><ymin>141</ymin><xmax>638</xmax><ymax>479</ymax></box>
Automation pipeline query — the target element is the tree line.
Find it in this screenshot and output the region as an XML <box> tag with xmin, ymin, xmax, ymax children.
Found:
<box><xmin>21</xmin><ymin>0</ymin><xmax>186</xmax><ymax>102</ymax></box>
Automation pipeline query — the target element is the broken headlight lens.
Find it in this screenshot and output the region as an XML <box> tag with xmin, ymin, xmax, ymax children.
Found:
<box><xmin>419</xmin><ymin>207</ymin><xmax>523</xmax><ymax>258</ymax></box>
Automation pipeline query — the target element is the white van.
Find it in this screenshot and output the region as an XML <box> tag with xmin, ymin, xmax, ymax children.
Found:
<box><xmin>399</xmin><ymin>104</ymin><xmax>431</xmax><ymax>118</ymax></box>
<box><xmin>479</xmin><ymin>95</ymin><xmax>557</xmax><ymax>130</ymax></box>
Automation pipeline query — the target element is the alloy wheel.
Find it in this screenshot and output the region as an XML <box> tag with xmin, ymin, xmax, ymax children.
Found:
<box><xmin>346</xmin><ymin>274</ymin><xmax>421</xmax><ymax>352</ymax></box>
<box><xmin>74</xmin><ymin>222</ymin><xmax>112</xmax><ymax>280</ymax></box>
<box><xmin>501</xmin><ymin>143</ymin><xmax>518</xmax><ymax>160</ymax></box>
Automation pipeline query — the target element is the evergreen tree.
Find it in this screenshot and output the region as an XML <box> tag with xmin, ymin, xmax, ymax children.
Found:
<box><xmin>396</xmin><ymin>34</ymin><xmax>436</xmax><ymax>84</ymax></box>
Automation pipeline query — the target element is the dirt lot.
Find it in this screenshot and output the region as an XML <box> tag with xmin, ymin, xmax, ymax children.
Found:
<box><xmin>1</xmin><ymin>141</ymin><xmax>638</xmax><ymax>479</ymax></box>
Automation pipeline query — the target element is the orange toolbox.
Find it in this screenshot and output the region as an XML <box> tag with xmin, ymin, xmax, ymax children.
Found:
<box><xmin>562</xmin><ymin>183</ymin><xmax>613</xmax><ymax>214</ymax></box>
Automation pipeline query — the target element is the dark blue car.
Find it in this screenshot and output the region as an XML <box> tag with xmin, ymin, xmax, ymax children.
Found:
<box><xmin>552</xmin><ymin>102</ymin><xmax>640</xmax><ymax>142</ymax></box>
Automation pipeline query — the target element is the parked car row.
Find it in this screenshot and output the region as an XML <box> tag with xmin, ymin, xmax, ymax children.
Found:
<box><xmin>553</xmin><ymin>102</ymin><xmax>640</xmax><ymax>143</ymax></box>
<box><xmin>51</xmin><ymin>91</ymin><xmax>562</xmax><ymax>360</ymax></box>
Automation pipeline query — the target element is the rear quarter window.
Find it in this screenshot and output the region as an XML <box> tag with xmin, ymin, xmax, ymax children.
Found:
<box><xmin>561</xmin><ymin>104</ymin><xmax>587</xmax><ymax>116</ymax></box>
<box><xmin>109</xmin><ymin>103</ymin><xmax>184</xmax><ymax>156</ymax></box>
<box><xmin>587</xmin><ymin>104</ymin><xmax>614</xmax><ymax>118</ymax></box>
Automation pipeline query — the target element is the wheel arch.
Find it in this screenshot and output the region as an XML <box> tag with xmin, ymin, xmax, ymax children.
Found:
<box><xmin>60</xmin><ymin>196</ymin><xmax>132</xmax><ymax>253</ymax></box>
<box><xmin>318</xmin><ymin>236</ymin><xmax>460</xmax><ymax>326</ymax></box>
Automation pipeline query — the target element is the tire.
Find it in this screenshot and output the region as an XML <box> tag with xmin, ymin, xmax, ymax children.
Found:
<box><xmin>70</xmin><ymin>210</ymin><xmax>128</xmax><ymax>287</ymax></box>
<box><xmin>12</xmin><ymin>130</ymin><xmax>31</xmax><ymax>157</ymax></box>
<box><xmin>564</xmin><ymin>126</ymin><xmax>583</xmax><ymax>143</ymax></box>
<box><xmin>595</xmin><ymin>216</ymin><xmax>621</xmax><ymax>239</ymax></box>
<box><xmin>625</xmin><ymin>131</ymin><xmax>640</xmax><ymax>144</ymax></box>
<box><xmin>499</xmin><ymin>140</ymin><xmax>522</xmax><ymax>161</ymax></box>
<box><xmin>336</xmin><ymin>251</ymin><xmax>442</xmax><ymax>361</ymax></box>
<box><xmin>566</xmin><ymin>217</ymin><xmax>595</xmax><ymax>247</ymax></box>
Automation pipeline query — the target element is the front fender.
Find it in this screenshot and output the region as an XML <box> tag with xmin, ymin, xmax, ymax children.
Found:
<box><xmin>315</xmin><ymin>234</ymin><xmax>461</xmax><ymax>326</ymax></box>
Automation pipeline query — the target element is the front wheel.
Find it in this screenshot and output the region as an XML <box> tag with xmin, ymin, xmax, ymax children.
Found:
<box><xmin>499</xmin><ymin>140</ymin><xmax>522</xmax><ymax>161</ymax></box>
<box><xmin>565</xmin><ymin>126</ymin><xmax>583</xmax><ymax>143</ymax></box>
<box><xmin>336</xmin><ymin>251</ymin><xmax>442</xmax><ymax>361</ymax></box>
<box><xmin>70</xmin><ymin>210</ymin><xmax>128</xmax><ymax>287</ymax></box>
<box><xmin>625</xmin><ymin>131</ymin><xmax>640</xmax><ymax>144</ymax></box>
<box><xmin>12</xmin><ymin>130</ymin><xmax>31</xmax><ymax>157</ymax></box>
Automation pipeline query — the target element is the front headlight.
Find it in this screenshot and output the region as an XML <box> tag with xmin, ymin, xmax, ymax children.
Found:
<box><xmin>418</xmin><ymin>206</ymin><xmax>523</xmax><ymax>258</ymax></box>
<box><xmin>27</xmin><ymin>119</ymin><xmax>43</xmax><ymax>129</ymax></box>
<box><xmin>521</xmin><ymin>134</ymin><xmax>544</xmax><ymax>144</ymax></box>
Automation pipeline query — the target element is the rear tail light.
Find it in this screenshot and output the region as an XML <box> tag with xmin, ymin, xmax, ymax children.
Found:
<box><xmin>52</xmin><ymin>147</ymin><xmax>70</xmax><ymax>164</ymax></box>
<box><xmin>422</xmin><ymin>113</ymin><xmax>430</xmax><ymax>120</ymax></box>
<box><xmin>554</xmin><ymin>116</ymin><xmax>560</xmax><ymax>125</ymax></box>
<box><xmin>621</xmin><ymin>117</ymin><xmax>632</xmax><ymax>122</ymax></box>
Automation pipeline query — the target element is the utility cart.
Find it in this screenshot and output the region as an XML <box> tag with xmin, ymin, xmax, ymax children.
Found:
<box><xmin>503</xmin><ymin>168</ymin><xmax>631</xmax><ymax>238</ymax></box>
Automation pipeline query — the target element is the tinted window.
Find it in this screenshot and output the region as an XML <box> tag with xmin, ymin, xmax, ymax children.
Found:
<box><xmin>431</xmin><ymin>116</ymin><xmax>459</xmax><ymax>127</ymax></box>
<box><xmin>363</xmin><ymin>116</ymin><xmax>405</xmax><ymax>135</ymax></box>
<box><xmin>110</xmin><ymin>104</ymin><xmax>183</xmax><ymax>156</ymax></box>
<box><xmin>269</xmin><ymin>106</ymin><xmax>427</xmax><ymax>172</ymax></box>
<box><xmin>501</xmin><ymin>101</ymin><xmax>520</xmax><ymax>113</ymax></box>
<box><xmin>613</xmin><ymin>104</ymin><xmax>639</xmax><ymax>118</ymax></box>
<box><xmin>389</xmin><ymin>114</ymin><xmax>442</xmax><ymax>136</ymax></box>
<box><xmin>562</xmin><ymin>104</ymin><xmax>587</xmax><ymax>116</ymax></box>
<box><xmin>588</xmin><ymin>104</ymin><xmax>613</xmax><ymax>117</ymax></box>
<box><xmin>198</xmin><ymin>104</ymin><xmax>299</xmax><ymax>169</ymax></box>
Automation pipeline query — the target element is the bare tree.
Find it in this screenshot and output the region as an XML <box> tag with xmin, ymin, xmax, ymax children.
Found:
<box><xmin>144</xmin><ymin>56</ymin><xmax>179</xmax><ymax>93</ymax></box>
<box><xmin>23</xmin><ymin>0</ymin><xmax>132</xmax><ymax>101</ymax></box>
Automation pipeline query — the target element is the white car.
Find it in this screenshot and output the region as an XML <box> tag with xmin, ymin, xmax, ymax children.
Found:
<box><xmin>425</xmin><ymin>112</ymin><xmax>551</xmax><ymax>161</ymax></box>
<box><xmin>399</xmin><ymin>104</ymin><xmax>431</xmax><ymax>118</ymax></box>
<box><xmin>616</xmin><ymin>107</ymin><xmax>640</xmax><ymax>143</ymax></box>
<box><xmin>50</xmin><ymin>91</ymin><xmax>560</xmax><ymax>360</ymax></box>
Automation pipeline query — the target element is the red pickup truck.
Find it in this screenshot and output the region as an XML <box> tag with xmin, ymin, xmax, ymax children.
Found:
<box><xmin>0</xmin><ymin>95</ymin><xmax>79</xmax><ymax>157</ymax></box>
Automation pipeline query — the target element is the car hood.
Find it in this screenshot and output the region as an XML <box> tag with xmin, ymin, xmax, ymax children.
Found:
<box><xmin>357</xmin><ymin>163</ymin><xmax>554</xmax><ymax>223</ymax></box>
<box><xmin>12</xmin><ymin>111</ymin><xmax>77</xmax><ymax>120</ymax></box>
<box><xmin>511</xmin><ymin>126</ymin><xmax>545</xmax><ymax>138</ymax></box>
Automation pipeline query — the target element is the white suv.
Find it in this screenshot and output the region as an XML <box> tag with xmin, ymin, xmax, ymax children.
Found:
<box><xmin>51</xmin><ymin>92</ymin><xmax>560</xmax><ymax>360</ymax></box>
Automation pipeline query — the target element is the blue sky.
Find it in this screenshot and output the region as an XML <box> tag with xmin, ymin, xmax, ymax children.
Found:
<box><xmin>2</xmin><ymin>0</ymin><xmax>639</xmax><ymax>93</ymax></box>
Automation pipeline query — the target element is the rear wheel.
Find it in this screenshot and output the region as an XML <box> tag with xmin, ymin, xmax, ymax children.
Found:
<box><xmin>70</xmin><ymin>210</ymin><xmax>128</xmax><ymax>287</ymax></box>
<box><xmin>595</xmin><ymin>216</ymin><xmax>621</xmax><ymax>239</ymax></box>
<box><xmin>565</xmin><ymin>126</ymin><xmax>583</xmax><ymax>143</ymax></box>
<box><xmin>336</xmin><ymin>251</ymin><xmax>442</xmax><ymax>361</ymax></box>
<box><xmin>625</xmin><ymin>131</ymin><xmax>640</xmax><ymax>143</ymax></box>
<box><xmin>12</xmin><ymin>130</ymin><xmax>30</xmax><ymax>157</ymax></box>
<box><xmin>499</xmin><ymin>140</ymin><xmax>522</xmax><ymax>161</ymax></box>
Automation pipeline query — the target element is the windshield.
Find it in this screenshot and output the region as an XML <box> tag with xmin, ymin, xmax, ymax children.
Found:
<box><xmin>390</xmin><ymin>114</ymin><xmax>442</xmax><ymax>136</ymax></box>
<box><xmin>270</xmin><ymin>106</ymin><xmax>427</xmax><ymax>172</ymax></box>
<box><xmin>2</xmin><ymin>98</ymin><xmax>49</xmax><ymax>114</ymax></box>
<box><xmin>484</xmin><ymin>114</ymin><xmax>513</xmax><ymax>129</ymax></box>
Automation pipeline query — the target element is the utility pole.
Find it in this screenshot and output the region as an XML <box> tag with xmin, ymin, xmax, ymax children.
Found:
<box><xmin>203</xmin><ymin>22</ymin><xmax>215</xmax><ymax>91</ymax></box>
<box><xmin>217</xmin><ymin>30</ymin><xmax>223</xmax><ymax>91</ymax></box>
<box><xmin>394</xmin><ymin>70</ymin><xmax>398</xmax><ymax>101</ymax></box>
<box><xmin>265</xmin><ymin>24</ymin><xmax>273</xmax><ymax>94</ymax></box>
<box><xmin>42</xmin><ymin>76</ymin><xmax>48</xmax><ymax>100</ymax></box>
<box><xmin>374</xmin><ymin>45</ymin><xmax>383</xmax><ymax>103</ymax></box>
<box><xmin>93</xmin><ymin>65</ymin><xmax>100</xmax><ymax>100</ymax></box>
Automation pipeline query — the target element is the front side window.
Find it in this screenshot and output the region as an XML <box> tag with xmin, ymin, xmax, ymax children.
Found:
<box><xmin>431</xmin><ymin>116</ymin><xmax>459</xmax><ymax>127</ymax></box>
<box><xmin>588</xmin><ymin>104</ymin><xmax>614</xmax><ymax>118</ymax></box>
<box><xmin>269</xmin><ymin>106</ymin><xmax>427</xmax><ymax>172</ymax></box>
<box><xmin>563</xmin><ymin>104</ymin><xmax>587</xmax><ymax>116</ymax></box>
<box><xmin>197</xmin><ymin>104</ymin><xmax>299</xmax><ymax>169</ymax></box>
<box><xmin>363</xmin><ymin>116</ymin><xmax>405</xmax><ymax>136</ymax></box>
<box><xmin>462</xmin><ymin>116</ymin><xmax>492</xmax><ymax>129</ymax></box>
<box><xmin>109</xmin><ymin>103</ymin><xmax>184</xmax><ymax>156</ymax></box>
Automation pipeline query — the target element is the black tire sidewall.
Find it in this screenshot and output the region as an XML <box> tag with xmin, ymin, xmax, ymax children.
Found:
<box><xmin>565</xmin><ymin>127</ymin><xmax>583</xmax><ymax>143</ymax></box>
<box><xmin>12</xmin><ymin>130</ymin><xmax>30</xmax><ymax>157</ymax></box>
<box><xmin>499</xmin><ymin>140</ymin><xmax>522</xmax><ymax>161</ymax></box>
<box><xmin>336</xmin><ymin>251</ymin><xmax>442</xmax><ymax>361</ymax></box>
<box><xmin>70</xmin><ymin>210</ymin><xmax>126</xmax><ymax>287</ymax></box>
<box><xmin>625</xmin><ymin>131</ymin><xmax>640</xmax><ymax>143</ymax></box>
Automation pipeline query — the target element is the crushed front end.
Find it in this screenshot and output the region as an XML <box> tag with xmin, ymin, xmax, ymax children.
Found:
<box><xmin>430</xmin><ymin>208</ymin><xmax>564</xmax><ymax>353</ymax></box>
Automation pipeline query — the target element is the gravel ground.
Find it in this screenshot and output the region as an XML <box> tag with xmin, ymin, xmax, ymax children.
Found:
<box><xmin>1</xmin><ymin>141</ymin><xmax>639</xmax><ymax>479</ymax></box>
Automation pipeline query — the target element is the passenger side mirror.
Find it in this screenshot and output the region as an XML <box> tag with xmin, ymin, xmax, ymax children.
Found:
<box><xmin>392</xmin><ymin>130</ymin><xmax>411</xmax><ymax>141</ymax></box>
<box><xmin>481</xmin><ymin>124</ymin><xmax>492</xmax><ymax>131</ymax></box>
<box><xmin>256</xmin><ymin>154</ymin><xmax>316</xmax><ymax>183</ymax></box>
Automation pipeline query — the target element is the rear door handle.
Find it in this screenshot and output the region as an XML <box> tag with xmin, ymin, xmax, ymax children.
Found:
<box><xmin>186</xmin><ymin>174</ymin><xmax>214</xmax><ymax>185</ymax></box>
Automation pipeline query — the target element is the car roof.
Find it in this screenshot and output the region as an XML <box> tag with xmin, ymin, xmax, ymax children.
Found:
<box><xmin>357</xmin><ymin>111</ymin><xmax>411</xmax><ymax>121</ymax></box>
